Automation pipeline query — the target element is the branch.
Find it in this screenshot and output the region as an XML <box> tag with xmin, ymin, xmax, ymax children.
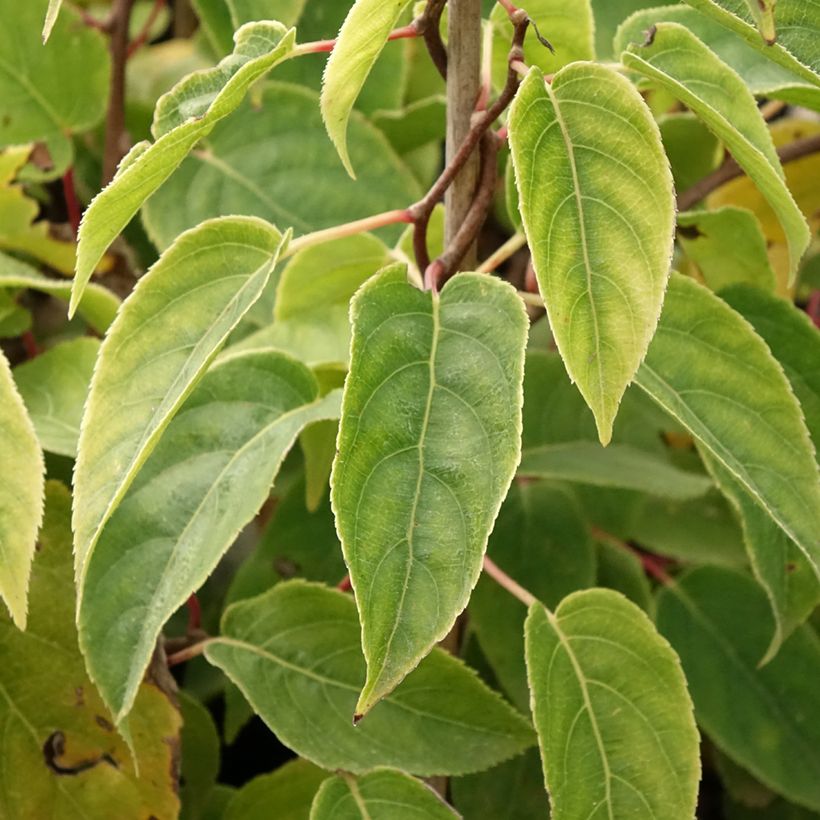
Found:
<box><xmin>166</xmin><ymin>638</ymin><xmax>210</xmax><ymax>667</ymax></box>
<box><xmin>420</xmin><ymin>0</ymin><xmax>448</xmax><ymax>79</ymax></box>
<box><xmin>483</xmin><ymin>556</ymin><xmax>537</xmax><ymax>607</ymax></box>
<box><xmin>126</xmin><ymin>0</ymin><xmax>166</xmax><ymax>58</ymax></box>
<box><xmin>677</xmin><ymin>132</ymin><xmax>820</xmax><ymax>212</ymax></box>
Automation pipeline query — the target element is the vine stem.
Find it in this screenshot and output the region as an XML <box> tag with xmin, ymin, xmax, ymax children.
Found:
<box><xmin>126</xmin><ymin>0</ymin><xmax>166</xmax><ymax>58</ymax></box>
<box><xmin>483</xmin><ymin>556</ymin><xmax>537</xmax><ymax>607</ymax></box>
<box><xmin>292</xmin><ymin>22</ymin><xmax>421</xmax><ymax>56</ymax></box>
<box><xmin>591</xmin><ymin>527</ymin><xmax>675</xmax><ymax>586</ymax></box>
<box><xmin>167</xmin><ymin>638</ymin><xmax>211</xmax><ymax>667</ymax></box>
<box><xmin>476</xmin><ymin>231</ymin><xmax>526</xmax><ymax>272</ymax></box>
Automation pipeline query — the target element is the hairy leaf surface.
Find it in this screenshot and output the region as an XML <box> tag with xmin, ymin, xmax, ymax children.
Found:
<box><xmin>509</xmin><ymin>63</ymin><xmax>674</xmax><ymax>443</ymax></box>
<box><xmin>331</xmin><ymin>265</ymin><xmax>527</xmax><ymax>716</ymax></box>
<box><xmin>635</xmin><ymin>273</ymin><xmax>820</xmax><ymax>573</ymax></box>
<box><xmin>72</xmin><ymin>217</ymin><xmax>287</xmax><ymax>599</ymax></box>
<box><xmin>205</xmin><ymin>580</ymin><xmax>535</xmax><ymax>774</ymax></box>
<box><xmin>622</xmin><ymin>23</ymin><xmax>810</xmax><ymax>279</ymax></box>
<box><xmin>525</xmin><ymin>588</ymin><xmax>700</xmax><ymax>819</ymax></box>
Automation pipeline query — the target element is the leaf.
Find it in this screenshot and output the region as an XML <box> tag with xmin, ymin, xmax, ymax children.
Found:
<box><xmin>142</xmin><ymin>82</ymin><xmax>422</xmax><ymax>251</ymax></box>
<box><xmin>0</xmin><ymin>291</ymin><xmax>30</xmax><ymax>337</ymax></box>
<box><xmin>321</xmin><ymin>0</ymin><xmax>409</xmax><ymax>177</ymax></box>
<box><xmin>179</xmin><ymin>692</ymin><xmax>220</xmax><ymax>820</ymax></box>
<box><xmin>79</xmin><ymin>350</ymin><xmax>341</xmax><ymax>722</ymax></box>
<box><xmin>519</xmin><ymin>441</ymin><xmax>713</xmax><ymax>499</ymax></box>
<box><xmin>595</xmin><ymin>538</ymin><xmax>653</xmax><ymax>612</ymax></box>
<box><xmin>743</xmin><ymin>0</ymin><xmax>777</xmax><ymax>42</ymax></box>
<box><xmin>621</xmin><ymin>22</ymin><xmax>810</xmax><ymax>280</ymax></box>
<box><xmin>0</xmin><ymin>349</ymin><xmax>44</xmax><ymax>628</ymax></box>
<box><xmin>204</xmin><ymin>579</ymin><xmax>535</xmax><ymax>774</ymax></box>
<box><xmin>469</xmin><ymin>480</ymin><xmax>596</xmax><ymax>712</ymax></box>
<box><xmin>656</xmin><ymin>565</ymin><xmax>820</xmax><ymax>810</ymax></box>
<box><xmin>310</xmin><ymin>769</ymin><xmax>459</xmax><ymax>819</ymax></box>
<box><xmin>451</xmin><ymin>748</ymin><xmax>550</xmax><ymax>820</ymax></box>
<box><xmin>73</xmin><ymin>217</ymin><xmax>287</xmax><ymax>602</ymax></box>
<box><xmin>224</xmin><ymin>759</ymin><xmax>328</xmax><ymax>820</ymax></box>
<box><xmin>331</xmin><ymin>265</ymin><xmax>528</xmax><ymax>716</ymax></box>
<box><xmin>0</xmin><ymin>482</ymin><xmax>181</xmax><ymax>819</ymax></box>
<box><xmin>658</xmin><ymin>113</ymin><xmax>722</xmax><ymax>193</ymax></box>
<box><xmin>508</xmin><ymin>63</ymin><xmax>675</xmax><ymax>443</ymax></box>
<box><xmin>0</xmin><ymin>0</ymin><xmax>109</xmax><ymax>174</ymax></box>
<box><xmin>42</xmin><ymin>0</ymin><xmax>63</xmax><ymax>42</ymax></box>
<box><xmin>0</xmin><ymin>251</ymin><xmax>119</xmax><ymax>334</ymax></box>
<box><xmin>525</xmin><ymin>588</ymin><xmax>700</xmax><ymax>820</ymax></box>
<box><xmin>677</xmin><ymin>207</ymin><xmax>776</xmax><ymax>293</ymax></box>
<box><xmin>635</xmin><ymin>273</ymin><xmax>820</xmax><ymax>573</ymax></box>
<box><xmin>724</xmin><ymin>796</ymin><xmax>820</xmax><ymax>820</ymax></box>
<box><xmin>72</xmin><ymin>22</ymin><xmax>296</xmax><ymax>312</ymax></box>
<box><xmin>13</xmin><ymin>337</ymin><xmax>99</xmax><ymax>457</ymax></box>
<box><xmin>228</xmin><ymin>0</ymin><xmax>307</xmax><ymax>28</ymax></box>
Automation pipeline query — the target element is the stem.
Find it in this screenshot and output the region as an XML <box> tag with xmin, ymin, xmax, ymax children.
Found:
<box><xmin>477</xmin><ymin>231</ymin><xmax>527</xmax><ymax>272</ymax></box>
<box><xmin>677</xmin><ymin>132</ymin><xmax>820</xmax><ymax>211</ymax></box>
<box><xmin>338</xmin><ymin>574</ymin><xmax>352</xmax><ymax>592</ymax></box>
<box><xmin>806</xmin><ymin>290</ymin><xmax>820</xmax><ymax>328</ymax></box>
<box><xmin>483</xmin><ymin>556</ymin><xmax>537</xmax><ymax>607</ymax></box>
<box><xmin>421</xmin><ymin>0</ymin><xmax>448</xmax><ymax>79</ymax></box>
<box><xmin>518</xmin><ymin>290</ymin><xmax>544</xmax><ymax>307</ymax></box>
<box><xmin>186</xmin><ymin>593</ymin><xmax>201</xmax><ymax>632</ymax></box>
<box><xmin>284</xmin><ymin>209</ymin><xmax>412</xmax><ymax>257</ymax></box>
<box><xmin>292</xmin><ymin>22</ymin><xmax>420</xmax><ymax>56</ymax></box>
<box><xmin>126</xmin><ymin>0</ymin><xmax>166</xmax><ymax>58</ymax></box>
<box><xmin>102</xmin><ymin>0</ymin><xmax>136</xmax><ymax>185</ymax></box>
<box><xmin>21</xmin><ymin>331</ymin><xmax>40</xmax><ymax>359</ymax></box>
<box><xmin>166</xmin><ymin>638</ymin><xmax>211</xmax><ymax>667</ymax></box>
<box><xmin>591</xmin><ymin>527</ymin><xmax>675</xmax><ymax>586</ymax></box>
<box><xmin>61</xmin><ymin>168</ymin><xmax>81</xmax><ymax>238</ymax></box>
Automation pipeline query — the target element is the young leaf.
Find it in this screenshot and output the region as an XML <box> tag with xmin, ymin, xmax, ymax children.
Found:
<box><xmin>525</xmin><ymin>588</ymin><xmax>700</xmax><ymax>820</ymax></box>
<box><xmin>72</xmin><ymin>217</ymin><xmax>287</xmax><ymax>598</ymax></box>
<box><xmin>79</xmin><ymin>351</ymin><xmax>340</xmax><ymax>723</ymax></box>
<box><xmin>72</xmin><ymin>22</ymin><xmax>296</xmax><ymax>312</ymax></box>
<box><xmin>0</xmin><ymin>349</ymin><xmax>44</xmax><ymax>628</ymax></box>
<box><xmin>13</xmin><ymin>337</ymin><xmax>99</xmax><ymax>457</ymax></box>
<box><xmin>331</xmin><ymin>265</ymin><xmax>528</xmax><ymax>716</ymax></box>
<box><xmin>508</xmin><ymin>63</ymin><xmax>675</xmax><ymax>443</ymax></box>
<box><xmin>310</xmin><ymin>769</ymin><xmax>459</xmax><ymax>819</ymax></box>
<box><xmin>635</xmin><ymin>273</ymin><xmax>820</xmax><ymax>574</ymax></box>
<box><xmin>657</xmin><ymin>566</ymin><xmax>820</xmax><ymax>810</ymax></box>
<box><xmin>0</xmin><ymin>482</ymin><xmax>181</xmax><ymax>819</ymax></box>
<box><xmin>204</xmin><ymin>580</ymin><xmax>535</xmax><ymax>775</ymax></box>
<box><xmin>321</xmin><ymin>0</ymin><xmax>409</xmax><ymax>177</ymax></box>
<box><xmin>622</xmin><ymin>22</ymin><xmax>810</xmax><ymax>280</ymax></box>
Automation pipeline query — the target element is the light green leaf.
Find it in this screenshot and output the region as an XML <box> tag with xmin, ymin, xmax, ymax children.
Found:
<box><xmin>656</xmin><ymin>566</ymin><xmax>820</xmax><ymax>810</ymax></box>
<box><xmin>743</xmin><ymin>0</ymin><xmax>777</xmax><ymax>42</ymax></box>
<box><xmin>142</xmin><ymin>83</ymin><xmax>422</xmax><ymax>250</ymax></box>
<box><xmin>519</xmin><ymin>441</ymin><xmax>712</xmax><ymax>499</ymax></box>
<box><xmin>0</xmin><ymin>482</ymin><xmax>181</xmax><ymax>819</ymax></box>
<box><xmin>509</xmin><ymin>63</ymin><xmax>675</xmax><ymax>443</ymax></box>
<box><xmin>321</xmin><ymin>0</ymin><xmax>409</xmax><ymax>176</ymax></box>
<box><xmin>42</xmin><ymin>0</ymin><xmax>63</xmax><ymax>42</ymax></box>
<box><xmin>591</xmin><ymin>0</ymin><xmax>661</xmax><ymax>59</ymax></box>
<box><xmin>72</xmin><ymin>217</ymin><xmax>287</xmax><ymax>601</ymax></box>
<box><xmin>635</xmin><ymin>273</ymin><xmax>820</xmax><ymax>573</ymax></box>
<box><xmin>0</xmin><ymin>251</ymin><xmax>119</xmax><ymax>334</ymax></box>
<box><xmin>79</xmin><ymin>350</ymin><xmax>340</xmax><ymax>723</ymax></box>
<box><xmin>0</xmin><ymin>0</ymin><xmax>109</xmax><ymax>173</ymax></box>
<box><xmin>331</xmin><ymin>265</ymin><xmax>528</xmax><ymax>716</ymax></box>
<box><xmin>622</xmin><ymin>22</ymin><xmax>810</xmax><ymax>280</ymax></box>
<box><xmin>204</xmin><ymin>580</ymin><xmax>535</xmax><ymax>774</ymax></box>
<box><xmin>224</xmin><ymin>759</ymin><xmax>328</xmax><ymax>820</ymax></box>
<box><xmin>0</xmin><ymin>349</ymin><xmax>44</xmax><ymax>628</ymax></box>
<box><xmin>0</xmin><ymin>290</ymin><xmax>29</xmax><ymax>337</ymax></box>
<box><xmin>228</xmin><ymin>0</ymin><xmax>307</xmax><ymax>28</ymax></box>
<box><xmin>310</xmin><ymin>769</ymin><xmax>458</xmax><ymax>819</ymax></box>
<box><xmin>525</xmin><ymin>588</ymin><xmax>700</xmax><ymax>820</ymax></box>
<box><xmin>678</xmin><ymin>207</ymin><xmax>776</xmax><ymax>293</ymax></box>
<box><xmin>72</xmin><ymin>21</ymin><xmax>296</xmax><ymax>313</ymax></box>
<box><xmin>13</xmin><ymin>337</ymin><xmax>99</xmax><ymax>458</ymax></box>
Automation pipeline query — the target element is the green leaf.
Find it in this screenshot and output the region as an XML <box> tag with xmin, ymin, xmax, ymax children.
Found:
<box><xmin>635</xmin><ymin>273</ymin><xmax>820</xmax><ymax>573</ymax></box>
<box><xmin>142</xmin><ymin>82</ymin><xmax>422</xmax><ymax>251</ymax></box>
<box><xmin>509</xmin><ymin>63</ymin><xmax>675</xmax><ymax>443</ymax></box>
<box><xmin>321</xmin><ymin>0</ymin><xmax>409</xmax><ymax>177</ymax></box>
<box><xmin>0</xmin><ymin>482</ymin><xmax>181</xmax><ymax>819</ymax></box>
<box><xmin>724</xmin><ymin>796</ymin><xmax>820</xmax><ymax>820</ymax></box>
<box><xmin>204</xmin><ymin>580</ymin><xmax>535</xmax><ymax>774</ymax></box>
<box><xmin>228</xmin><ymin>0</ymin><xmax>307</xmax><ymax>28</ymax></box>
<box><xmin>13</xmin><ymin>337</ymin><xmax>99</xmax><ymax>458</ymax></box>
<box><xmin>73</xmin><ymin>217</ymin><xmax>287</xmax><ymax>604</ymax></box>
<box><xmin>0</xmin><ymin>291</ymin><xmax>29</xmax><ymax>338</ymax></box>
<box><xmin>331</xmin><ymin>265</ymin><xmax>528</xmax><ymax>716</ymax></box>
<box><xmin>658</xmin><ymin>113</ymin><xmax>722</xmax><ymax>193</ymax></box>
<box><xmin>41</xmin><ymin>0</ymin><xmax>63</xmax><ymax>42</ymax></box>
<box><xmin>224</xmin><ymin>759</ymin><xmax>328</xmax><ymax>820</ymax></box>
<box><xmin>179</xmin><ymin>692</ymin><xmax>220</xmax><ymax>820</ymax></box>
<box><xmin>310</xmin><ymin>769</ymin><xmax>458</xmax><ymax>819</ymax></box>
<box><xmin>451</xmin><ymin>748</ymin><xmax>550</xmax><ymax>820</ymax></box>
<box><xmin>677</xmin><ymin>207</ymin><xmax>776</xmax><ymax>292</ymax></box>
<box><xmin>0</xmin><ymin>349</ymin><xmax>44</xmax><ymax>628</ymax></box>
<box><xmin>72</xmin><ymin>22</ymin><xmax>296</xmax><ymax>313</ymax></box>
<box><xmin>79</xmin><ymin>350</ymin><xmax>340</xmax><ymax>722</ymax></box>
<box><xmin>519</xmin><ymin>441</ymin><xmax>712</xmax><ymax>499</ymax></box>
<box><xmin>525</xmin><ymin>588</ymin><xmax>700</xmax><ymax>820</ymax></box>
<box><xmin>0</xmin><ymin>251</ymin><xmax>119</xmax><ymax>334</ymax></box>
<box><xmin>622</xmin><ymin>22</ymin><xmax>810</xmax><ymax>280</ymax></box>
<box><xmin>470</xmin><ymin>481</ymin><xmax>596</xmax><ymax>712</ymax></box>
<box><xmin>0</xmin><ymin>0</ymin><xmax>109</xmax><ymax>173</ymax></box>
<box><xmin>595</xmin><ymin>538</ymin><xmax>653</xmax><ymax>612</ymax></box>
<box><xmin>656</xmin><ymin>566</ymin><xmax>820</xmax><ymax>810</ymax></box>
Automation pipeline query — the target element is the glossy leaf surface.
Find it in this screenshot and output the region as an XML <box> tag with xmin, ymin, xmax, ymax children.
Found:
<box><xmin>331</xmin><ymin>265</ymin><xmax>527</xmax><ymax>715</ymax></box>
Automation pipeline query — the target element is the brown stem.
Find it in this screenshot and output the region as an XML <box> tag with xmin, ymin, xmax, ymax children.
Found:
<box><xmin>186</xmin><ymin>593</ymin><xmax>201</xmax><ymax>632</ymax></box>
<box><xmin>483</xmin><ymin>556</ymin><xmax>537</xmax><ymax>607</ymax></box>
<box><xmin>420</xmin><ymin>0</ymin><xmax>448</xmax><ymax>79</ymax></box>
<box><xmin>677</xmin><ymin>132</ymin><xmax>820</xmax><ymax>212</ymax></box>
<box><xmin>591</xmin><ymin>527</ymin><xmax>675</xmax><ymax>586</ymax></box>
<box><xmin>102</xmin><ymin>0</ymin><xmax>136</xmax><ymax>185</ymax></box>
<box><xmin>167</xmin><ymin>638</ymin><xmax>210</xmax><ymax>667</ymax></box>
<box><xmin>126</xmin><ymin>0</ymin><xmax>167</xmax><ymax>58</ymax></box>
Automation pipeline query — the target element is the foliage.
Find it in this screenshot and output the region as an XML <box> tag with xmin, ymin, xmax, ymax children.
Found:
<box><xmin>0</xmin><ymin>0</ymin><xmax>818</xmax><ymax>817</ymax></box>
